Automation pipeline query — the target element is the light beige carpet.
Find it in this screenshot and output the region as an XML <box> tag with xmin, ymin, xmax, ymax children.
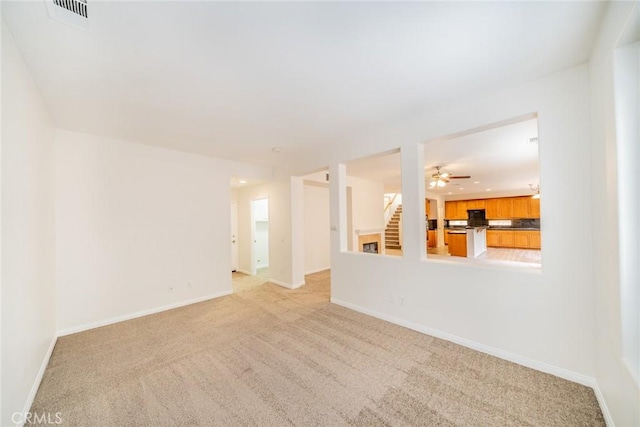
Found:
<box><xmin>29</xmin><ymin>270</ymin><xmax>604</xmax><ymax>426</ymax></box>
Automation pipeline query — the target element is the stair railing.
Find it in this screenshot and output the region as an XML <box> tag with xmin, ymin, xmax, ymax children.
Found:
<box><xmin>384</xmin><ymin>193</ymin><xmax>402</xmax><ymax>226</ymax></box>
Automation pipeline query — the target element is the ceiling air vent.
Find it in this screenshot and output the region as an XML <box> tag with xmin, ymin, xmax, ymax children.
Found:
<box><xmin>53</xmin><ymin>0</ymin><xmax>87</xmax><ymax>18</ymax></box>
<box><xmin>528</xmin><ymin>137</ymin><xmax>539</xmax><ymax>145</ymax></box>
<box><xmin>46</xmin><ymin>0</ymin><xmax>88</xmax><ymax>29</ymax></box>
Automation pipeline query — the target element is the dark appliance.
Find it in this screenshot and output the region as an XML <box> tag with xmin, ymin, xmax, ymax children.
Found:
<box><xmin>467</xmin><ymin>209</ymin><xmax>488</xmax><ymax>227</ymax></box>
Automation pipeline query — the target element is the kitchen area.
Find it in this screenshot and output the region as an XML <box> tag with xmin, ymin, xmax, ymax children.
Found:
<box><xmin>427</xmin><ymin>195</ymin><xmax>541</xmax><ymax>266</ymax></box>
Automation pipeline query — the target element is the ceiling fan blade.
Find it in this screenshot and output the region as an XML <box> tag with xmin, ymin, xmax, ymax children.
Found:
<box><xmin>449</xmin><ymin>175</ymin><xmax>471</xmax><ymax>179</ymax></box>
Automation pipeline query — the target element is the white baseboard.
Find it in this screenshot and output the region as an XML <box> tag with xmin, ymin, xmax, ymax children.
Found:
<box><xmin>18</xmin><ymin>336</ymin><xmax>58</xmax><ymax>427</ymax></box>
<box><xmin>58</xmin><ymin>290</ymin><xmax>233</xmax><ymax>336</ymax></box>
<box><xmin>593</xmin><ymin>382</ymin><xmax>614</xmax><ymax>426</ymax></box>
<box><xmin>269</xmin><ymin>278</ymin><xmax>305</xmax><ymax>289</ymax></box>
<box><xmin>236</xmin><ymin>269</ymin><xmax>252</xmax><ymax>275</ymax></box>
<box><xmin>304</xmin><ymin>266</ymin><xmax>331</xmax><ymax>276</ymax></box>
<box><xmin>330</xmin><ymin>298</ymin><xmax>597</xmax><ymax>388</ymax></box>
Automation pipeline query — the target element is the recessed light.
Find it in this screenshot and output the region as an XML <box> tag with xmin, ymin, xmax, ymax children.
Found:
<box><xmin>486</xmin><ymin>189</ymin><xmax>492</xmax><ymax>191</ymax></box>
<box><xmin>239</xmin><ymin>180</ymin><xmax>247</xmax><ymax>184</ymax></box>
<box><xmin>473</xmin><ymin>181</ymin><xmax>480</xmax><ymax>184</ymax></box>
<box><xmin>272</xmin><ymin>147</ymin><xmax>282</xmax><ymax>153</ymax></box>
<box><xmin>448</xmin><ymin>192</ymin><xmax>452</xmax><ymax>195</ymax></box>
<box><xmin>459</xmin><ymin>188</ymin><xmax>464</xmax><ymax>190</ymax></box>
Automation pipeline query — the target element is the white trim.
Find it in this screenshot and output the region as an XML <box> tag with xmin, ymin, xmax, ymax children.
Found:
<box><xmin>236</xmin><ymin>268</ymin><xmax>253</xmax><ymax>276</ymax></box>
<box><xmin>593</xmin><ymin>382</ymin><xmax>615</xmax><ymax>427</ymax></box>
<box><xmin>269</xmin><ymin>278</ymin><xmax>305</xmax><ymax>290</ymax></box>
<box><xmin>330</xmin><ymin>298</ymin><xmax>596</xmax><ymax>387</ymax></box>
<box><xmin>18</xmin><ymin>336</ymin><xmax>58</xmax><ymax>427</ymax></box>
<box><xmin>304</xmin><ymin>266</ymin><xmax>331</xmax><ymax>275</ymax></box>
<box><xmin>58</xmin><ymin>290</ymin><xmax>232</xmax><ymax>336</ymax></box>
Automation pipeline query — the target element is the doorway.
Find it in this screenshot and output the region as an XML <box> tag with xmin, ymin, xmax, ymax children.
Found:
<box><xmin>251</xmin><ymin>197</ymin><xmax>269</xmax><ymax>276</ymax></box>
<box><xmin>230</xmin><ymin>201</ymin><xmax>239</xmax><ymax>272</ymax></box>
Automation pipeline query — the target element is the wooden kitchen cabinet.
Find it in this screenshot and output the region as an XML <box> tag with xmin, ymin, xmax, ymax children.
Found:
<box><xmin>445</xmin><ymin>201</ymin><xmax>467</xmax><ymax>219</ymax></box>
<box><xmin>455</xmin><ymin>201</ymin><xmax>468</xmax><ymax>219</ymax></box>
<box><xmin>486</xmin><ymin>199</ymin><xmax>499</xmax><ymax>219</ymax></box>
<box><xmin>467</xmin><ymin>199</ymin><xmax>486</xmax><ymax>209</ymax></box>
<box><xmin>427</xmin><ymin>230</ymin><xmax>437</xmax><ymax>248</ymax></box>
<box><xmin>514</xmin><ymin>231</ymin><xmax>529</xmax><ymax>248</ymax></box>
<box><xmin>487</xmin><ymin>230</ymin><xmax>541</xmax><ymax>249</ymax></box>
<box><xmin>512</xmin><ymin>197</ymin><xmax>530</xmax><ymax>218</ymax></box>
<box><xmin>448</xmin><ymin>233</ymin><xmax>467</xmax><ymax>257</ymax></box>
<box><xmin>497</xmin><ymin>198</ymin><xmax>514</xmax><ymax>218</ymax></box>
<box><xmin>530</xmin><ymin>198</ymin><xmax>540</xmax><ymax>218</ymax></box>
<box><xmin>448</xmin><ymin>195</ymin><xmax>540</xmax><ymax>220</ymax></box>
<box><xmin>486</xmin><ymin>230</ymin><xmax>515</xmax><ymax>248</ymax></box>
<box><xmin>445</xmin><ymin>201</ymin><xmax>456</xmax><ymax>219</ymax></box>
<box><xmin>512</xmin><ymin>196</ymin><xmax>541</xmax><ymax>219</ymax></box>
<box><xmin>529</xmin><ymin>231</ymin><xmax>541</xmax><ymax>249</ymax></box>
<box><xmin>486</xmin><ymin>230</ymin><xmax>500</xmax><ymax>247</ymax></box>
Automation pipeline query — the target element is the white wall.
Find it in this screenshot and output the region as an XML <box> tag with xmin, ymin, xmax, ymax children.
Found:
<box><xmin>589</xmin><ymin>1</ymin><xmax>640</xmax><ymax>425</ymax></box>
<box><xmin>292</xmin><ymin>64</ymin><xmax>597</xmax><ymax>388</ymax></box>
<box><xmin>303</xmin><ymin>183</ymin><xmax>330</xmax><ymax>274</ymax></box>
<box><xmin>1</xmin><ymin>23</ymin><xmax>57</xmax><ymax>426</ymax></box>
<box><xmin>346</xmin><ymin>176</ymin><xmax>385</xmax><ymax>251</ymax></box>
<box><xmin>54</xmin><ymin>130</ymin><xmax>269</xmax><ymax>333</ymax></box>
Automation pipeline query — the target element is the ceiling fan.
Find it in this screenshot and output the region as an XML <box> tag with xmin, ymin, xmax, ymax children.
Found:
<box><xmin>428</xmin><ymin>166</ymin><xmax>471</xmax><ymax>188</ymax></box>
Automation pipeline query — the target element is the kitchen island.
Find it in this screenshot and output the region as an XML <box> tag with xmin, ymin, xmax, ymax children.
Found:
<box><xmin>446</xmin><ymin>227</ymin><xmax>487</xmax><ymax>258</ymax></box>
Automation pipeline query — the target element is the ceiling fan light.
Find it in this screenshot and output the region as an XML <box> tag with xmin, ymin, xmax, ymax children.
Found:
<box><xmin>532</xmin><ymin>193</ymin><xmax>540</xmax><ymax>199</ymax></box>
<box><xmin>429</xmin><ymin>181</ymin><xmax>436</xmax><ymax>188</ymax></box>
<box><xmin>437</xmin><ymin>180</ymin><xmax>446</xmax><ymax>187</ymax></box>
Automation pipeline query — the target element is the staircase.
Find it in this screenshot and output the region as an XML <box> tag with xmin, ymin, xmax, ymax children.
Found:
<box><xmin>385</xmin><ymin>205</ymin><xmax>402</xmax><ymax>250</ymax></box>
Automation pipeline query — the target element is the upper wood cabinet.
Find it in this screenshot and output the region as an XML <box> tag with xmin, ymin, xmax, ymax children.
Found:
<box><xmin>497</xmin><ymin>198</ymin><xmax>514</xmax><ymax>218</ymax></box>
<box><xmin>512</xmin><ymin>196</ymin><xmax>540</xmax><ymax>219</ymax></box>
<box><xmin>445</xmin><ymin>201</ymin><xmax>467</xmax><ymax>219</ymax></box>
<box><xmin>486</xmin><ymin>197</ymin><xmax>514</xmax><ymax>219</ymax></box>
<box><xmin>512</xmin><ymin>197</ymin><xmax>529</xmax><ymax>218</ymax></box>
<box><xmin>485</xmin><ymin>199</ymin><xmax>500</xmax><ymax>219</ymax></box>
<box><xmin>467</xmin><ymin>199</ymin><xmax>486</xmax><ymax>209</ymax></box>
<box><xmin>455</xmin><ymin>201</ymin><xmax>468</xmax><ymax>219</ymax></box>
<box><xmin>445</xmin><ymin>201</ymin><xmax>455</xmax><ymax>219</ymax></box>
<box><xmin>447</xmin><ymin>196</ymin><xmax>539</xmax><ymax>220</ymax></box>
<box><xmin>530</xmin><ymin>198</ymin><xmax>540</xmax><ymax>218</ymax></box>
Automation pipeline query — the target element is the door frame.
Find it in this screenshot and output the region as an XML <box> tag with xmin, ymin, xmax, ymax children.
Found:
<box><xmin>250</xmin><ymin>196</ymin><xmax>269</xmax><ymax>275</ymax></box>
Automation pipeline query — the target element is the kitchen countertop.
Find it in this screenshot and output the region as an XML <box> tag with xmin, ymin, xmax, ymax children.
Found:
<box><xmin>487</xmin><ymin>227</ymin><xmax>541</xmax><ymax>230</ymax></box>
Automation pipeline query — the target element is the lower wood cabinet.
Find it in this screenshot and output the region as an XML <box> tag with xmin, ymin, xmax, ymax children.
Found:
<box><xmin>427</xmin><ymin>230</ymin><xmax>437</xmax><ymax>248</ymax></box>
<box><xmin>486</xmin><ymin>230</ymin><xmax>541</xmax><ymax>249</ymax></box>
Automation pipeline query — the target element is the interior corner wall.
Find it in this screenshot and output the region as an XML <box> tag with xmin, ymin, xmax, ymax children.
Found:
<box><xmin>588</xmin><ymin>1</ymin><xmax>640</xmax><ymax>425</ymax></box>
<box><xmin>1</xmin><ymin>23</ymin><xmax>57</xmax><ymax>426</ymax></box>
<box><xmin>303</xmin><ymin>184</ymin><xmax>330</xmax><ymax>274</ymax></box>
<box><xmin>54</xmin><ymin>130</ymin><xmax>237</xmax><ymax>333</ymax></box>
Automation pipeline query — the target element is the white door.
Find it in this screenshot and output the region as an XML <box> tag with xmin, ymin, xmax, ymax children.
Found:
<box><xmin>230</xmin><ymin>202</ymin><xmax>239</xmax><ymax>272</ymax></box>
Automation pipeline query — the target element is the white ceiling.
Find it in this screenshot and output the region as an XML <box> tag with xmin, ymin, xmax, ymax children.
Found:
<box><xmin>2</xmin><ymin>1</ymin><xmax>605</xmax><ymax>166</ymax></box>
<box><xmin>346</xmin><ymin>118</ymin><xmax>539</xmax><ymax>197</ymax></box>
